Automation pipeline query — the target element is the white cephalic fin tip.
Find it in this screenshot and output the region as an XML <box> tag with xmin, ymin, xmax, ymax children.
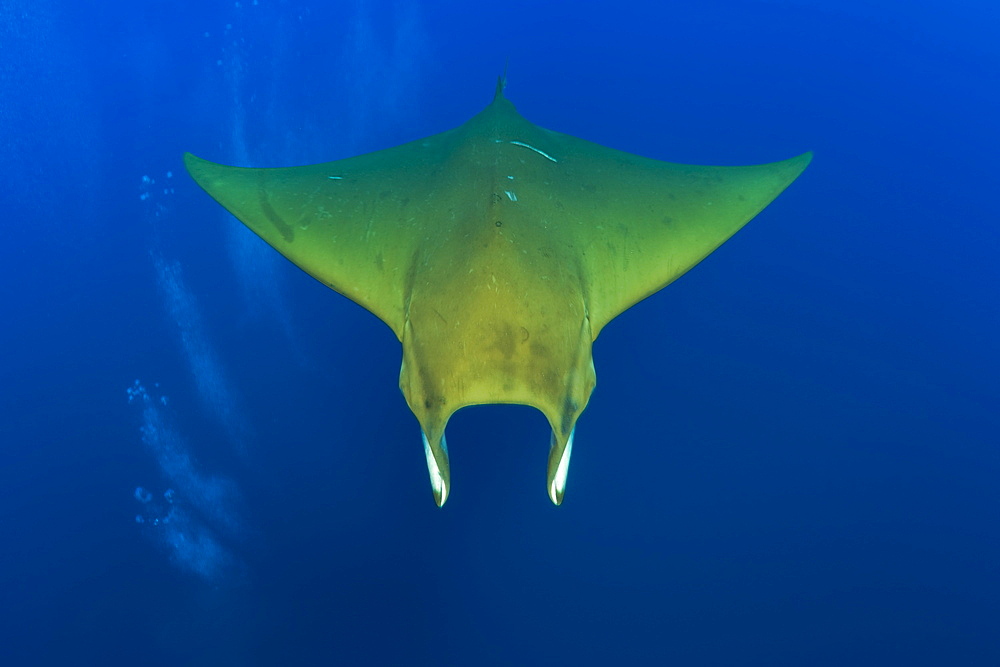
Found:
<box><xmin>547</xmin><ymin>428</ymin><xmax>575</xmax><ymax>505</ymax></box>
<box><xmin>422</xmin><ymin>431</ymin><xmax>449</xmax><ymax>506</ymax></box>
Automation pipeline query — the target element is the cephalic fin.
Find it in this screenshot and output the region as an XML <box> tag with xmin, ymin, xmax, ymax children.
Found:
<box><xmin>546</xmin><ymin>427</ymin><xmax>575</xmax><ymax>505</ymax></box>
<box><xmin>422</xmin><ymin>430</ymin><xmax>451</xmax><ymax>507</ymax></box>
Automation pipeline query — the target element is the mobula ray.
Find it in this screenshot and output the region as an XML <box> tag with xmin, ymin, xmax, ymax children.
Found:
<box><xmin>185</xmin><ymin>78</ymin><xmax>811</xmax><ymax>506</ymax></box>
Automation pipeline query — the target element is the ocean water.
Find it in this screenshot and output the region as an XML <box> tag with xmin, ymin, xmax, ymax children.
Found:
<box><xmin>1</xmin><ymin>1</ymin><xmax>997</xmax><ymax>664</ymax></box>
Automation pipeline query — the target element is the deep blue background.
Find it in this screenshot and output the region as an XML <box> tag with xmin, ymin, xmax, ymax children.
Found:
<box><xmin>1</xmin><ymin>1</ymin><xmax>997</xmax><ymax>664</ymax></box>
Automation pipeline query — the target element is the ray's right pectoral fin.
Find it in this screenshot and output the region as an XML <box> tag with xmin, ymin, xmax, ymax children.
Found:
<box><xmin>183</xmin><ymin>150</ymin><xmax>435</xmax><ymax>339</ymax></box>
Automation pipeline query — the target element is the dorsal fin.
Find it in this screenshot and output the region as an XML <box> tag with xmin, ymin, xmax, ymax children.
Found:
<box><xmin>493</xmin><ymin>61</ymin><xmax>508</xmax><ymax>102</ymax></box>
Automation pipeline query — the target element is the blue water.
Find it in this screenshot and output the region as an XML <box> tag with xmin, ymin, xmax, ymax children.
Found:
<box><xmin>1</xmin><ymin>1</ymin><xmax>997</xmax><ymax>664</ymax></box>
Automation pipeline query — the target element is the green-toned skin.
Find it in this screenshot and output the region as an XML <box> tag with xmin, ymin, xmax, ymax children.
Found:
<box><xmin>184</xmin><ymin>80</ymin><xmax>811</xmax><ymax>505</ymax></box>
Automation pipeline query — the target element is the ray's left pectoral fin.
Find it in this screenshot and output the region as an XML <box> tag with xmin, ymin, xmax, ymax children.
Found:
<box><xmin>572</xmin><ymin>150</ymin><xmax>813</xmax><ymax>336</ymax></box>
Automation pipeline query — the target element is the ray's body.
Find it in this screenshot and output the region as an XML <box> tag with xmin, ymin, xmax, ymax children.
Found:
<box><xmin>185</xmin><ymin>78</ymin><xmax>811</xmax><ymax>505</ymax></box>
